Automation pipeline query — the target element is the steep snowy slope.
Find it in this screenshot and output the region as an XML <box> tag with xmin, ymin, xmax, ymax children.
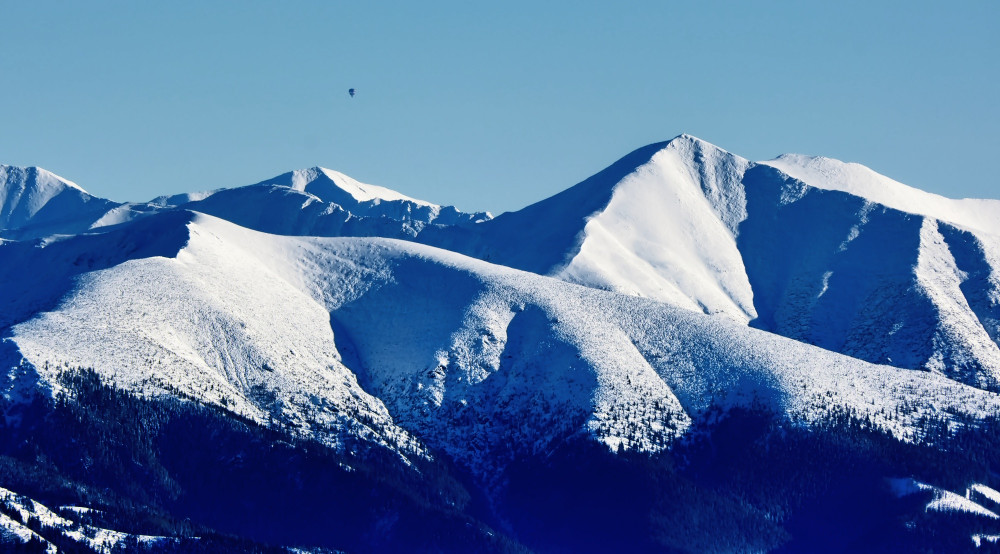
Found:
<box><xmin>553</xmin><ymin>136</ymin><xmax>753</xmax><ymax>320</ymax></box>
<box><xmin>0</xmin><ymin>165</ymin><xmax>120</xmax><ymax>240</ymax></box>
<box><xmin>762</xmin><ymin>154</ymin><xmax>1000</xmax><ymax>237</ymax></box>
<box><xmin>6</xmin><ymin>213</ymin><xmax>998</xmax><ymax>484</ymax></box>
<box><xmin>425</xmin><ymin>135</ymin><xmax>758</xmax><ymax>322</ymax></box>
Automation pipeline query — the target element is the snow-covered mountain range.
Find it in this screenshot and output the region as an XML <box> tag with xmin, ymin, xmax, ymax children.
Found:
<box><xmin>3</xmin><ymin>136</ymin><xmax>1000</xmax><ymax>552</ymax></box>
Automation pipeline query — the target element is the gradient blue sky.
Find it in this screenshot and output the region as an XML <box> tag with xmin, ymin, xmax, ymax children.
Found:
<box><xmin>1</xmin><ymin>1</ymin><xmax>997</xmax><ymax>213</ymax></box>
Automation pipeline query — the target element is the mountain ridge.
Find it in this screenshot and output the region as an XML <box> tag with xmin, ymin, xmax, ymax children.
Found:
<box><xmin>5</xmin><ymin>137</ymin><xmax>1000</xmax><ymax>551</ymax></box>
<box><xmin>6</xmin><ymin>136</ymin><xmax>1000</xmax><ymax>389</ymax></box>
<box><xmin>761</xmin><ymin>153</ymin><xmax>1000</xmax><ymax>236</ymax></box>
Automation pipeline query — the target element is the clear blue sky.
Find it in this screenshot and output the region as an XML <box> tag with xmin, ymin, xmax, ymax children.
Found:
<box><xmin>1</xmin><ymin>1</ymin><xmax>997</xmax><ymax>214</ymax></box>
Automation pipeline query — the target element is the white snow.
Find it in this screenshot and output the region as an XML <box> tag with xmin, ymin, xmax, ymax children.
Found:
<box><xmin>889</xmin><ymin>478</ymin><xmax>1000</xmax><ymax>519</ymax></box>
<box><xmin>913</xmin><ymin>218</ymin><xmax>1000</xmax><ymax>388</ymax></box>
<box><xmin>8</xmin><ymin>214</ymin><xmax>425</xmax><ymax>460</ymax></box>
<box><xmin>0</xmin><ymin>486</ymin><xmax>173</xmax><ymax>553</ymax></box>
<box><xmin>0</xmin><ymin>165</ymin><xmax>117</xmax><ymax>238</ymax></box>
<box><xmin>58</xmin><ymin>506</ymin><xmax>95</xmax><ymax>515</ymax></box>
<box><xmin>13</xmin><ymin>213</ymin><xmax>1000</xmax><ymax>478</ymax></box>
<box><xmin>156</xmin><ymin>166</ymin><xmax>490</xmax><ymax>238</ymax></box>
<box><xmin>974</xmin><ymin>534</ymin><xmax>1000</xmax><ymax>548</ymax></box>
<box><xmin>0</xmin><ymin>511</ymin><xmax>55</xmax><ymax>553</ymax></box>
<box><xmin>436</xmin><ymin>135</ymin><xmax>1000</xmax><ymax>391</ymax></box>
<box><xmin>464</xmin><ymin>135</ymin><xmax>757</xmax><ymax>322</ymax></box>
<box><xmin>299</xmin><ymin>167</ymin><xmax>434</xmax><ymax>206</ymax></box>
<box><xmin>762</xmin><ymin>154</ymin><xmax>1000</xmax><ymax>237</ymax></box>
<box><xmin>927</xmin><ymin>492</ymin><xmax>1000</xmax><ymax>519</ymax></box>
<box><xmin>971</xmin><ymin>484</ymin><xmax>1000</xmax><ymax>507</ymax></box>
<box><xmin>5</xmin><ymin>211</ymin><xmax>1000</xmax><ymax>480</ymax></box>
<box><xmin>4</xmin><ymin>135</ymin><xmax>1000</xmax><ymax>485</ymax></box>
<box><xmin>556</xmin><ymin>136</ymin><xmax>756</xmax><ymax>322</ymax></box>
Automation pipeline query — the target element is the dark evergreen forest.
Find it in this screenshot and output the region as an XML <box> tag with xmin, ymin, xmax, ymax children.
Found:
<box><xmin>2</xmin><ymin>368</ymin><xmax>1000</xmax><ymax>553</ymax></box>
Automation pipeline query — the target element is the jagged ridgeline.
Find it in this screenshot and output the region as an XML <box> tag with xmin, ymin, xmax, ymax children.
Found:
<box><xmin>3</xmin><ymin>135</ymin><xmax>1000</xmax><ymax>552</ymax></box>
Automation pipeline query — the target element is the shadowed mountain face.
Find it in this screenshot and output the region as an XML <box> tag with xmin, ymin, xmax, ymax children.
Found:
<box><xmin>3</xmin><ymin>136</ymin><xmax>1000</xmax><ymax>552</ymax></box>
<box><xmin>738</xmin><ymin>166</ymin><xmax>1000</xmax><ymax>390</ymax></box>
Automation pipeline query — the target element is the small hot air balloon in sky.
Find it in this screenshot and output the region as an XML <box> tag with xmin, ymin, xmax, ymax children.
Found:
<box><xmin>348</xmin><ymin>88</ymin><xmax>356</xmax><ymax>98</ymax></box>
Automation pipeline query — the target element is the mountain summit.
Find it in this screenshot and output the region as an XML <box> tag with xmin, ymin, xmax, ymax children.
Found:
<box><xmin>4</xmin><ymin>138</ymin><xmax>1000</xmax><ymax>552</ymax></box>
<box><xmin>279</xmin><ymin>166</ymin><xmax>436</xmax><ymax>206</ymax></box>
<box><xmin>0</xmin><ymin>165</ymin><xmax>118</xmax><ymax>239</ymax></box>
<box><xmin>156</xmin><ymin>166</ymin><xmax>491</xmax><ymax>238</ymax></box>
<box><xmin>424</xmin><ymin>134</ymin><xmax>757</xmax><ymax>321</ymax></box>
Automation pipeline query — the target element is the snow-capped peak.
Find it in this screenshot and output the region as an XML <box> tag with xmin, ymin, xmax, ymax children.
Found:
<box><xmin>276</xmin><ymin>166</ymin><xmax>435</xmax><ymax>208</ymax></box>
<box><xmin>1</xmin><ymin>165</ymin><xmax>88</xmax><ymax>198</ymax></box>
<box><xmin>446</xmin><ymin>134</ymin><xmax>757</xmax><ymax>322</ymax></box>
<box><xmin>307</xmin><ymin>167</ymin><xmax>433</xmax><ymax>206</ymax></box>
<box><xmin>0</xmin><ymin>165</ymin><xmax>118</xmax><ymax>239</ymax></box>
<box><xmin>552</xmin><ymin>134</ymin><xmax>755</xmax><ymax>319</ymax></box>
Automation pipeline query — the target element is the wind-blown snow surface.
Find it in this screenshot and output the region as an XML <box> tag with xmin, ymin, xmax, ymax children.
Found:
<box><xmin>4</xmin><ymin>213</ymin><xmax>1000</xmax><ymax>482</ymax></box>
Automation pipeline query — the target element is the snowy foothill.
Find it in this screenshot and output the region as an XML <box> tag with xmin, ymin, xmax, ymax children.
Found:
<box><xmin>889</xmin><ymin>478</ymin><xmax>1000</xmax><ymax>521</ymax></box>
<box><xmin>4</xmin><ymin>212</ymin><xmax>427</xmax><ymax>464</ymax></box>
<box><xmin>0</xmin><ymin>486</ymin><xmax>174</xmax><ymax>552</ymax></box>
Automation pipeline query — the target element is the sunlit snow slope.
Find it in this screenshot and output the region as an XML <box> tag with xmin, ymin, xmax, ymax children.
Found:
<box><xmin>426</xmin><ymin>136</ymin><xmax>756</xmax><ymax>322</ymax></box>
